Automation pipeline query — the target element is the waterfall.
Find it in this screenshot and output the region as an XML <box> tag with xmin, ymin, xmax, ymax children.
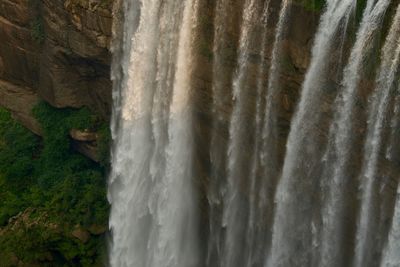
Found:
<box><xmin>245</xmin><ymin>1</ymin><xmax>272</xmax><ymax>265</ymax></box>
<box><xmin>108</xmin><ymin>0</ymin><xmax>400</xmax><ymax>266</ymax></box>
<box><xmin>251</xmin><ymin>0</ymin><xmax>291</xmax><ymax>262</ymax></box>
<box><xmin>354</xmin><ymin>4</ymin><xmax>400</xmax><ymax>267</ymax></box>
<box><xmin>108</xmin><ymin>0</ymin><xmax>200</xmax><ymax>266</ymax></box>
<box><xmin>207</xmin><ymin>0</ymin><xmax>236</xmax><ymax>264</ymax></box>
<box><xmin>319</xmin><ymin>0</ymin><xmax>390</xmax><ymax>266</ymax></box>
<box><xmin>267</xmin><ymin>1</ymin><xmax>355</xmax><ymax>266</ymax></box>
<box><xmin>221</xmin><ymin>1</ymin><xmax>265</xmax><ymax>266</ymax></box>
<box><xmin>380</xmin><ymin>184</ymin><xmax>400</xmax><ymax>267</ymax></box>
<box><xmin>386</xmin><ymin>91</ymin><xmax>400</xmax><ymax>161</ymax></box>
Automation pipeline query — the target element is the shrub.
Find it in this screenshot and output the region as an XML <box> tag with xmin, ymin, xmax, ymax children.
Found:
<box><xmin>0</xmin><ymin>104</ymin><xmax>110</xmax><ymax>265</ymax></box>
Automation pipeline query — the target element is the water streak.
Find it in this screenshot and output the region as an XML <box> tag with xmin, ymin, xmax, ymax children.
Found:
<box><xmin>207</xmin><ymin>0</ymin><xmax>236</xmax><ymax>264</ymax></box>
<box><xmin>108</xmin><ymin>1</ymin><xmax>400</xmax><ymax>266</ymax></box>
<box><xmin>221</xmin><ymin>1</ymin><xmax>262</xmax><ymax>266</ymax></box>
<box><xmin>108</xmin><ymin>1</ymin><xmax>200</xmax><ymax>266</ymax></box>
<box><xmin>354</xmin><ymin>4</ymin><xmax>400</xmax><ymax>266</ymax></box>
<box><xmin>319</xmin><ymin>1</ymin><xmax>390</xmax><ymax>266</ymax></box>
<box><xmin>245</xmin><ymin>1</ymin><xmax>272</xmax><ymax>266</ymax></box>
<box><xmin>380</xmin><ymin>186</ymin><xmax>400</xmax><ymax>267</ymax></box>
<box><xmin>268</xmin><ymin>0</ymin><xmax>355</xmax><ymax>266</ymax></box>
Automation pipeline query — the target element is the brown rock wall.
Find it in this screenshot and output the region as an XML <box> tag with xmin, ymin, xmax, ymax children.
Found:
<box><xmin>0</xmin><ymin>0</ymin><xmax>112</xmax><ymax>119</ymax></box>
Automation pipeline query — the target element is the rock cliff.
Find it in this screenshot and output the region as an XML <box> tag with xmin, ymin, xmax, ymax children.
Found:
<box><xmin>0</xmin><ymin>0</ymin><xmax>323</xmax><ymax>161</ymax></box>
<box><xmin>6</xmin><ymin>0</ymin><xmax>398</xmax><ymax>265</ymax></box>
<box><xmin>0</xmin><ymin>0</ymin><xmax>113</xmax><ymax>160</ymax></box>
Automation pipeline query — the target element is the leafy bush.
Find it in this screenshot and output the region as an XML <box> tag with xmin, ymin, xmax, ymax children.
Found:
<box><xmin>294</xmin><ymin>0</ymin><xmax>325</xmax><ymax>12</ymax></box>
<box><xmin>30</xmin><ymin>17</ymin><xmax>45</xmax><ymax>44</ymax></box>
<box><xmin>31</xmin><ymin>102</ymin><xmax>109</xmax><ymax>225</ymax></box>
<box><xmin>28</xmin><ymin>0</ymin><xmax>45</xmax><ymax>44</ymax></box>
<box><xmin>0</xmin><ymin>104</ymin><xmax>110</xmax><ymax>266</ymax></box>
<box><xmin>0</xmin><ymin>109</ymin><xmax>39</xmax><ymax>224</ymax></box>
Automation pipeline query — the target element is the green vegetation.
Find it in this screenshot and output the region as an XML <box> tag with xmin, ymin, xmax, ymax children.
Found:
<box><xmin>294</xmin><ymin>0</ymin><xmax>325</xmax><ymax>12</ymax></box>
<box><xmin>30</xmin><ymin>17</ymin><xmax>45</xmax><ymax>44</ymax></box>
<box><xmin>261</xmin><ymin>0</ymin><xmax>370</xmax><ymax>15</ymax></box>
<box><xmin>0</xmin><ymin>109</ymin><xmax>39</xmax><ymax>224</ymax></box>
<box><xmin>355</xmin><ymin>0</ymin><xmax>368</xmax><ymax>24</ymax></box>
<box><xmin>29</xmin><ymin>0</ymin><xmax>45</xmax><ymax>44</ymax></box>
<box><xmin>70</xmin><ymin>0</ymin><xmax>114</xmax><ymax>9</ymax></box>
<box><xmin>198</xmin><ymin>13</ymin><xmax>214</xmax><ymax>61</ymax></box>
<box><xmin>0</xmin><ymin>103</ymin><xmax>110</xmax><ymax>266</ymax></box>
<box><xmin>294</xmin><ymin>0</ymin><xmax>368</xmax><ymax>14</ymax></box>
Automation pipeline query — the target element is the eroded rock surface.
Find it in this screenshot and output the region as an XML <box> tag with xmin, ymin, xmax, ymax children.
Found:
<box><xmin>0</xmin><ymin>0</ymin><xmax>112</xmax><ymax>120</ymax></box>
<box><xmin>0</xmin><ymin>0</ymin><xmax>113</xmax><ymax>161</ymax></box>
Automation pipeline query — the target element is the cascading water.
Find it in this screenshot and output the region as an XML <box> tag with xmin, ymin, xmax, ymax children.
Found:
<box><xmin>108</xmin><ymin>0</ymin><xmax>400</xmax><ymax>266</ymax></box>
<box><xmin>207</xmin><ymin>0</ymin><xmax>239</xmax><ymax>264</ymax></box>
<box><xmin>319</xmin><ymin>0</ymin><xmax>390</xmax><ymax>266</ymax></box>
<box><xmin>386</xmin><ymin>90</ymin><xmax>400</xmax><ymax>161</ymax></box>
<box><xmin>381</xmin><ymin>183</ymin><xmax>400</xmax><ymax>267</ymax></box>
<box><xmin>268</xmin><ymin>1</ymin><xmax>355</xmax><ymax>266</ymax></box>
<box><xmin>244</xmin><ymin>1</ymin><xmax>272</xmax><ymax>265</ymax></box>
<box><xmin>108</xmin><ymin>1</ymin><xmax>200</xmax><ymax>266</ymax></box>
<box><xmin>221</xmin><ymin>1</ymin><xmax>268</xmax><ymax>266</ymax></box>
<box><xmin>354</xmin><ymin>4</ymin><xmax>400</xmax><ymax>266</ymax></box>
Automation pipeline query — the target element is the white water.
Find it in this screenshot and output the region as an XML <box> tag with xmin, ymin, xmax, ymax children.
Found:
<box><xmin>386</xmin><ymin>89</ymin><xmax>400</xmax><ymax>160</ymax></box>
<box><xmin>108</xmin><ymin>1</ymin><xmax>200</xmax><ymax>266</ymax></box>
<box><xmin>249</xmin><ymin>0</ymin><xmax>291</xmax><ymax>263</ymax></box>
<box><xmin>207</xmin><ymin>0</ymin><xmax>235</xmax><ymax>264</ymax></box>
<box><xmin>386</xmin><ymin>91</ymin><xmax>400</xmax><ymax>161</ymax></box>
<box><xmin>354</xmin><ymin>4</ymin><xmax>400</xmax><ymax>267</ymax></box>
<box><xmin>222</xmin><ymin>1</ymin><xmax>263</xmax><ymax>266</ymax></box>
<box><xmin>267</xmin><ymin>1</ymin><xmax>355</xmax><ymax>266</ymax></box>
<box><xmin>380</xmin><ymin>186</ymin><xmax>400</xmax><ymax>267</ymax></box>
<box><xmin>244</xmin><ymin>1</ymin><xmax>272</xmax><ymax>266</ymax></box>
<box><xmin>109</xmin><ymin>1</ymin><xmax>400</xmax><ymax>266</ymax></box>
<box><xmin>319</xmin><ymin>0</ymin><xmax>390</xmax><ymax>266</ymax></box>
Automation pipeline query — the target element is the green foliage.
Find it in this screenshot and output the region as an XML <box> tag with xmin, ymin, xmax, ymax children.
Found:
<box><xmin>198</xmin><ymin>14</ymin><xmax>214</xmax><ymax>61</ymax></box>
<box><xmin>294</xmin><ymin>0</ymin><xmax>369</xmax><ymax>16</ymax></box>
<box><xmin>98</xmin><ymin>123</ymin><xmax>112</xmax><ymax>167</ymax></box>
<box><xmin>0</xmin><ymin>104</ymin><xmax>110</xmax><ymax>266</ymax></box>
<box><xmin>28</xmin><ymin>0</ymin><xmax>45</xmax><ymax>44</ymax></box>
<box><xmin>30</xmin><ymin>17</ymin><xmax>45</xmax><ymax>44</ymax></box>
<box><xmin>100</xmin><ymin>0</ymin><xmax>113</xmax><ymax>7</ymax></box>
<box><xmin>31</xmin><ymin>102</ymin><xmax>108</xmax><ymax>225</ymax></box>
<box><xmin>0</xmin><ymin>219</ymin><xmax>106</xmax><ymax>266</ymax></box>
<box><xmin>33</xmin><ymin>102</ymin><xmax>95</xmax><ymax>175</ymax></box>
<box><xmin>355</xmin><ymin>0</ymin><xmax>368</xmax><ymax>24</ymax></box>
<box><xmin>294</xmin><ymin>0</ymin><xmax>325</xmax><ymax>12</ymax></box>
<box><xmin>0</xmin><ymin>109</ymin><xmax>39</xmax><ymax>224</ymax></box>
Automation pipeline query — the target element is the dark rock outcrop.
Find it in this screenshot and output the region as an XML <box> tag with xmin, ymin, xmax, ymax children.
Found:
<box><xmin>70</xmin><ymin>128</ymin><xmax>100</xmax><ymax>161</ymax></box>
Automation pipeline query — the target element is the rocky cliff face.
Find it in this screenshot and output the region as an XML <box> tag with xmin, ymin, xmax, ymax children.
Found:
<box><xmin>187</xmin><ymin>0</ymin><xmax>321</xmax><ymax>209</ymax></box>
<box><xmin>0</xmin><ymin>0</ymin><xmax>322</xmax><ymax>159</ymax></box>
<box><xmin>0</xmin><ymin>0</ymin><xmax>113</xmax><ymax>162</ymax></box>
<box><xmin>5</xmin><ymin>0</ymin><xmax>385</xmax><ymax>211</ymax></box>
<box><xmin>5</xmin><ymin>0</ymin><xmax>399</xmax><ymax>265</ymax></box>
<box><xmin>0</xmin><ymin>0</ymin><xmax>112</xmax><ymax>134</ymax></box>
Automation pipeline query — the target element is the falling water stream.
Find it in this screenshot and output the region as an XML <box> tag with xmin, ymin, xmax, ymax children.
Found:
<box><xmin>268</xmin><ymin>1</ymin><xmax>355</xmax><ymax>266</ymax></box>
<box><xmin>109</xmin><ymin>1</ymin><xmax>200</xmax><ymax>266</ymax></box>
<box><xmin>354</xmin><ymin>5</ymin><xmax>400</xmax><ymax>266</ymax></box>
<box><xmin>320</xmin><ymin>1</ymin><xmax>390</xmax><ymax>266</ymax></box>
<box><xmin>109</xmin><ymin>0</ymin><xmax>400</xmax><ymax>266</ymax></box>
